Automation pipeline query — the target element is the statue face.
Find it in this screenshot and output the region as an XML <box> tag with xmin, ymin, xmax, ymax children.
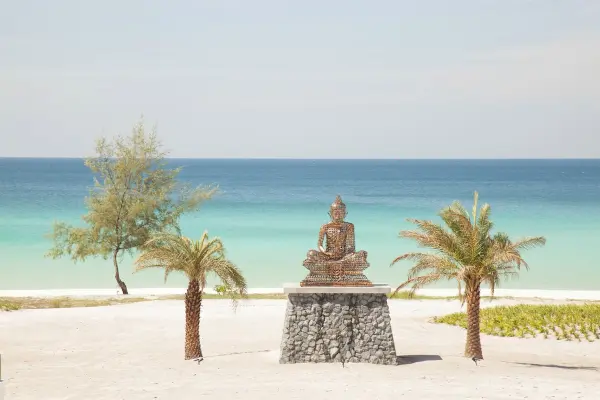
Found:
<box><xmin>330</xmin><ymin>208</ymin><xmax>346</xmax><ymax>222</ymax></box>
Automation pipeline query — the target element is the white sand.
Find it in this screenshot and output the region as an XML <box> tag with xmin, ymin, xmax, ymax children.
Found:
<box><xmin>1</xmin><ymin>298</ymin><xmax>599</xmax><ymax>400</ymax></box>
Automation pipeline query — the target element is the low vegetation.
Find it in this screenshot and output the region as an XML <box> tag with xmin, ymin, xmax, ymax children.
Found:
<box><xmin>434</xmin><ymin>303</ymin><xmax>600</xmax><ymax>342</ymax></box>
<box><xmin>0</xmin><ymin>294</ymin><xmax>287</xmax><ymax>311</ymax></box>
<box><xmin>0</xmin><ymin>296</ymin><xmax>147</xmax><ymax>311</ymax></box>
<box><xmin>6</xmin><ymin>292</ymin><xmax>591</xmax><ymax>313</ymax></box>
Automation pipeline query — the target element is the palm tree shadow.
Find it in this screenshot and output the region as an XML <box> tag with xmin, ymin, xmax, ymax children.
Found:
<box><xmin>397</xmin><ymin>354</ymin><xmax>443</xmax><ymax>365</ymax></box>
<box><xmin>509</xmin><ymin>362</ymin><xmax>598</xmax><ymax>371</ymax></box>
<box><xmin>205</xmin><ymin>349</ymin><xmax>272</xmax><ymax>358</ymax></box>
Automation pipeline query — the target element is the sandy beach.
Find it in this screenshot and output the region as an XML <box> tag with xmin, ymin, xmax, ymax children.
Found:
<box><xmin>1</xmin><ymin>297</ymin><xmax>599</xmax><ymax>400</ymax></box>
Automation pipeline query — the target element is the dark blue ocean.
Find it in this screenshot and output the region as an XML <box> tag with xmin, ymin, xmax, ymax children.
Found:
<box><xmin>1</xmin><ymin>158</ymin><xmax>599</xmax><ymax>290</ymax></box>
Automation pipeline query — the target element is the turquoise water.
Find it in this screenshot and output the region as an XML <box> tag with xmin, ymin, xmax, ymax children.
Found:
<box><xmin>1</xmin><ymin>158</ymin><xmax>599</xmax><ymax>291</ymax></box>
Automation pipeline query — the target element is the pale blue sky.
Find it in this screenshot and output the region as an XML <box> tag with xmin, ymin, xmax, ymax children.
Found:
<box><xmin>1</xmin><ymin>1</ymin><xmax>599</xmax><ymax>158</ymax></box>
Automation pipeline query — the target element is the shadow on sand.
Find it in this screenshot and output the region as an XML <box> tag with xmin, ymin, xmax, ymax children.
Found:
<box><xmin>396</xmin><ymin>354</ymin><xmax>443</xmax><ymax>365</ymax></box>
<box><xmin>205</xmin><ymin>349</ymin><xmax>272</xmax><ymax>358</ymax></box>
<box><xmin>206</xmin><ymin>351</ymin><xmax>445</xmax><ymax>365</ymax></box>
<box><xmin>509</xmin><ymin>362</ymin><xmax>598</xmax><ymax>371</ymax></box>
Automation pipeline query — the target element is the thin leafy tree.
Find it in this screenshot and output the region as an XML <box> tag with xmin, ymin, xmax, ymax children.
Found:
<box><xmin>391</xmin><ymin>192</ymin><xmax>545</xmax><ymax>359</ymax></box>
<box><xmin>46</xmin><ymin>120</ymin><xmax>217</xmax><ymax>294</ymax></box>
<box><xmin>134</xmin><ymin>232</ymin><xmax>247</xmax><ymax>360</ymax></box>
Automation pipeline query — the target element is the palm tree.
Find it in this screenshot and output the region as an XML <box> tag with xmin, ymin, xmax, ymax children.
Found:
<box><xmin>134</xmin><ymin>231</ymin><xmax>247</xmax><ymax>360</ymax></box>
<box><xmin>391</xmin><ymin>192</ymin><xmax>545</xmax><ymax>359</ymax></box>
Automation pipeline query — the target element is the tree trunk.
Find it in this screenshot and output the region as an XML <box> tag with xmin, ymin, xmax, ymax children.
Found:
<box><xmin>184</xmin><ymin>279</ymin><xmax>203</xmax><ymax>360</ymax></box>
<box><xmin>464</xmin><ymin>284</ymin><xmax>483</xmax><ymax>359</ymax></box>
<box><xmin>113</xmin><ymin>249</ymin><xmax>129</xmax><ymax>295</ymax></box>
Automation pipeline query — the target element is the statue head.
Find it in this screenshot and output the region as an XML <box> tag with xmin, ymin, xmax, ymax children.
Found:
<box><xmin>328</xmin><ymin>195</ymin><xmax>347</xmax><ymax>222</ymax></box>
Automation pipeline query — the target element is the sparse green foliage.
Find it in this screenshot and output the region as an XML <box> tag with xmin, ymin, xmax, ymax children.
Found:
<box><xmin>434</xmin><ymin>304</ymin><xmax>600</xmax><ymax>342</ymax></box>
<box><xmin>391</xmin><ymin>191</ymin><xmax>546</xmax><ymax>358</ymax></box>
<box><xmin>1</xmin><ymin>294</ymin><xmax>287</xmax><ymax>311</ymax></box>
<box><xmin>46</xmin><ymin>119</ymin><xmax>218</xmax><ymax>294</ymax></box>
<box><xmin>214</xmin><ymin>283</ymin><xmax>231</xmax><ymax>296</ymax></box>
<box><xmin>0</xmin><ymin>299</ymin><xmax>21</xmax><ymax>311</ymax></box>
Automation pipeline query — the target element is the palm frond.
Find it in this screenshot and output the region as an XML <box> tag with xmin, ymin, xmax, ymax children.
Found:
<box><xmin>512</xmin><ymin>236</ymin><xmax>547</xmax><ymax>251</ymax></box>
<box><xmin>471</xmin><ymin>191</ymin><xmax>479</xmax><ymax>224</ymax></box>
<box><xmin>135</xmin><ymin>231</ymin><xmax>247</xmax><ymax>306</ymax></box>
<box><xmin>457</xmin><ymin>280</ymin><xmax>466</xmax><ymax>306</ymax></box>
<box><xmin>481</xmin><ymin>269</ymin><xmax>500</xmax><ymax>298</ymax></box>
<box><xmin>400</xmin><ymin>219</ymin><xmax>466</xmax><ymax>262</ymax></box>
<box><xmin>476</xmin><ymin>203</ymin><xmax>493</xmax><ymax>237</ymax></box>
<box><xmin>489</xmin><ymin>233</ymin><xmax>532</xmax><ymax>271</ymax></box>
<box><xmin>438</xmin><ymin>201</ymin><xmax>473</xmax><ymax>244</ymax></box>
<box><xmin>394</xmin><ymin>273</ymin><xmax>449</xmax><ymax>298</ymax></box>
<box><xmin>134</xmin><ymin>233</ymin><xmax>194</xmax><ymax>282</ymax></box>
<box><xmin>391</xmin><ymin>252</ymin><xmax>449</xmax><ymax>267</ymax></box>
<box><xmin>406</xmin><ymin>254</ymin><xmax>460</xmax><ymax>279</ymax></box>
<box><xmin>392</xmin><ymin>192</ymin><xmax>546</xmax><ymax>307</ymax></box>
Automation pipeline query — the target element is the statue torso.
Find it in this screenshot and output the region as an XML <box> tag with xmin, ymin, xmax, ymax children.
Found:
<box><xmin>323</xmin><ymin>221</ymin><xmax>352</xmax><ymax>258</ymax></box>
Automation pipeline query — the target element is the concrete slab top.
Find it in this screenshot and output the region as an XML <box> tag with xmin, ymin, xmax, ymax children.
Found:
<box><xmin>283</xmin><ymin>283</ymin><xmax>392</xmax><ymax>294</ymax></box>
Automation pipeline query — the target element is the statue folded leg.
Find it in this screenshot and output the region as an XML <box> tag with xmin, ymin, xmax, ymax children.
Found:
<box><xmin>301</xmin><ymin>249</ymin><xmax>371</xmax><ymax>286</ymax></box>
<box><xmin>341</xmin><ymin>250</ymin><xmax>368</xmax><ymax>267</ymax></box>
<box><xmin>304</xmin><ymin>249</ymin><xmax>367</xmax><ymax>263</ymax></box>
<box><xmin>302</xmin><ymin>250</ymin><xmax>330</xmax><ymax>273</ymax></box>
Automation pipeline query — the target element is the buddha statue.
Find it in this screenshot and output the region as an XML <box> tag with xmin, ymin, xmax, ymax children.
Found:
<box><xmin>300</xmin><ymin>195</ymin><xmax>372</xmax><ymax>287</ymax></box>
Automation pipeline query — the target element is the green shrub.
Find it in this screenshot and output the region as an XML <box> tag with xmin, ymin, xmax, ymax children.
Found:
<box><xmin>214</xmin><ymin>284</ymin><xmax>230</xmax><ymax>296</ymax></box>
<box><xmin>0</xmin><ymin>300</ymin><xmax>21</xmax><ymax>311</ymax></box>
<box><xmin>434</xmin><ymin>304</ymin><xmax>600</xmax><ymax>342</ymax></box>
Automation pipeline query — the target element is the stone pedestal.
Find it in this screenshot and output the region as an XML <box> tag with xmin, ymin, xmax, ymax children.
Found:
<box><xmin>279</xmin><ymin>284</ymin><xmax>398</xmax><ymax>365</ymax></box>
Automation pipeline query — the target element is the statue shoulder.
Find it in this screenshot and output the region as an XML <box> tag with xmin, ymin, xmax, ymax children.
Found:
<box><xmin>344</xmin><ymin>222</ymin><xmax>354</xmax><ymax>229</ymax></box>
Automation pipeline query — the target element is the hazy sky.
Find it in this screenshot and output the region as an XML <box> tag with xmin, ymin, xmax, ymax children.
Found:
<box><xmin>2</xmin><ymin>1</ymin><xmax>600</xmax><ymax>158</ymax></box>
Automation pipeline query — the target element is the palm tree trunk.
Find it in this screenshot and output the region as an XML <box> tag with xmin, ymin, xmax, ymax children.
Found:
<box><xmin>113</xmin><ymin>248</ymin><xmax>129</xmax><ymax>295</ymax></box>
<box><xmin>464</xmin><ymin>284</ymin><xmax>483</xmax><ymax>359</ymax></box>
<box><xmin>184</xmin><ymin>279</ymin><xmax>203</xmax><ymax>360</ymax></box>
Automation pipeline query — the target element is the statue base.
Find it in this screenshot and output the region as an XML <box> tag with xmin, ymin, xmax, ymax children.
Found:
<box><xmin>300</xmin><ymin>272</ymin><xmax>372</xmax><ymax>287</ymax></box>
<box><xmin>300</xmin><ymin>261</ymin><xmax>373</xmax><ymax>287</ymax></box>
<box><xmin>279</xmin><ymin>284</ymin><xmax>398</xmax><ymax>365</ymax></box>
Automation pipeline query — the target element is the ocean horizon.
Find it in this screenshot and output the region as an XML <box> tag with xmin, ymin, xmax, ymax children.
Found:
<box><xmin>1</xmin><ymin>158</ymin><xmax>599</xmax><ymax>292</ymax></box>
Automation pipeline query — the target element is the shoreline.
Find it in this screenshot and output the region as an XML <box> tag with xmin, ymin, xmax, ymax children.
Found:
<box><xmin>1</xmin><ymin>286</ymin><xmax>600</xmax><ymax>300</ymax></box>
